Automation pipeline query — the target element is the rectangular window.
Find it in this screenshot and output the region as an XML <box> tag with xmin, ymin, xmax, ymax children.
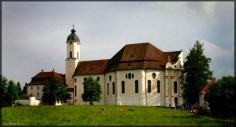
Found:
<box><xmin>174</xmin><ymin>81</ymin><xmax>178</xmax><ymax>93</ymax></box>
<box><xmin>135</xmin><ymin>80</ymin><xmax>138</xmax><ymax>93</ymax></box>
<box><xmin>112</xmin><ymin>82</ymin><xmax>115</xmax><ymax>94</ymax></box>
<box><xmin>70</xmin><ymin>51</ymin><xmax>72</xmax><ymax>58</ymax></box>
<box><xmin>75</xmin><ymin>85</ymin><xmax>77</xmax><ymax>96</ymax></box>
<box><xmin>121</xmin><ymin>81</ymin><xmax>125</xmax><ymax>94</ymax></box>
<box><xmin>157</xmin><ymin>80</ymin><xmax>160</xmax><ymax>93</ymax></box>
<box><xmin>31</xmin><ymin>86</ymin><xmax>33</xmax><ymax>90</ymax></box>
<box><xmin>37</xmin><ymin>86</ymin><xmax>39</xmax><ymax>90</ymax></box>
<box><xmin>107</xmin><ymin>83</ymin><xmax>109</xmax><ymax>95</ymax></box>
<box><xmin>148</xmin><ymin>80</ymin><xmax>151</xmax><ymax>93</ymax></box>
<box><xmin>37</xmin><ymin>92</ymin><xmax>39</xmax><ymax>97</ymax></box>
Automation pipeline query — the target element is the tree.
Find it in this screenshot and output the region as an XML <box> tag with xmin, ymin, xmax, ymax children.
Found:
<box><xmin>16</xmin><ymin>82</ymin><xmax>22</xmax><ymax>96</ymax></box>
<box><xmin>42</xmin><ymin>77</ymin><xmax>70</xmax><ymax>105</ymax></box>
<box><xmin>205</xmin><ymin>76</ymin><xmax>235</xmax><ymax>119</ymax></box>
<box><xmin>1</xmin><ymin>75</ymin><xmax>8</xmax><ymax>105</ymax></box>
<box><xmin>1</xmin><ymin>76</ymin><xmax>8</xmax><ymax>98</ymax></box>
<box><xmin>5</xmin><ymin>80</ymin><xmax>18</xmax><ymax>104</ymax></box>
<box><xmin>183</xmin><ymin>41</ymin><xmax>212</xmax><ymax>105</ymax></box>
<box><xmin>22</xmin><ymin>83</ymin><xmax>27</xmax><ymax>95</ymax></box>
<box><xmin>82</xmin><ymin>77</ymin><xmax>102</xmax><ymax>105</ymax></box>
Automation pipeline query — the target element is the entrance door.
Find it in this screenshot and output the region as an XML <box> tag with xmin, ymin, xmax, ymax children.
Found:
<box><xmin>174</xmin><ymin>97</ymin><xmax>178</xmax><ymax>107</ymax></box>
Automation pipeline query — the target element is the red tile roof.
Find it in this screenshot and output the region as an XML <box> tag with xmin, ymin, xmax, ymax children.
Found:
<box><xmin>107</xmin><ymin>43</ymin><xmax>181</xmax><ymax>71</ymax></box>
<box><xmin>200</xmin><ymin>80</ymin><xmax>217</xmax><ymax>93</ymax></box>
<box><xmin>29</xmin><ymin>70</ymin><xmax>65</xmax><ymax>85</ymax></box>
<box><xmin>73</xmin><ymin>42</ymin><xmax>181</xmax><ymax>76</ymax></box>
<box><xmin>73</xmin><ymin>59</ymin><xmax>108</xmax><ymax>76</ymax></box>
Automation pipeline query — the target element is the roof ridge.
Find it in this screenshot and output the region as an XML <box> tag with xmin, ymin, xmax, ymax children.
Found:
<box><xmin>80</xmin><ymin>59</ymin><xmax>109</xmax><ymax>62</ymax></box>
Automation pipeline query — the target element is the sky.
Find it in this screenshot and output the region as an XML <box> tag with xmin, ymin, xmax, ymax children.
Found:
<box><xmin>2</xmin><ymin>2</ymin><xmax>234</xmax><ymax>86</ymax></box>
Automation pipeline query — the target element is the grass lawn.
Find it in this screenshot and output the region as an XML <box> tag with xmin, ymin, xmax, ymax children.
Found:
<box><xmin>2</xmin><ymin>105</ymin><xmax>234</xmax><ymax>126</ymax></box>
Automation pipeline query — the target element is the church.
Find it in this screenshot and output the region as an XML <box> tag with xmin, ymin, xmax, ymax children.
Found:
<box><xmin>27</xmin><ymin>27</ymin><xmax>184</xmax><ymax>107</ymax></box>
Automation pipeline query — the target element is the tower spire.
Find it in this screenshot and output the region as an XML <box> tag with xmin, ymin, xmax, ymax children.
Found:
<box><xmin>71</xmin><ymin>24</ymin><xmax>76</xmax><ymax>33</ymax></box>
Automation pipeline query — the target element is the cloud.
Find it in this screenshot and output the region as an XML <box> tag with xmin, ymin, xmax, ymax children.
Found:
<box><xmin>203</xmin><ymin>40</ymin><xmax>232</xmax><ymax>59</ymax></box>
<box><xmin>201</xmin><ymin>40</ymin><xmax>234</xmax><ymax>79</ymax></box>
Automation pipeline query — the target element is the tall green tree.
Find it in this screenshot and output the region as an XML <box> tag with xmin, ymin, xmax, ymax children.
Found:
<box><xmin>22</xmin><ymin>83</ymin><xmax>27</xmax><ymax>95</ymax></box>
<box><xmin>1</xmin><ymin>76</ymin><xmax>8</xmax><ymax>97</ymax></box>
<box><xmin>5</xmin><ymin>80</ymin><xmax>18</xmax><ymax>104</ymax></box>
<box><xmin>42</xmin><ymin>77</ymin><xmax>70</xmax><ymax>105</ymax></box>
<box><xmin>183</xmin><ymin>40</ymin><xmax>212</xmax><ymax>105</ymax></box>
<box><xmin>16</xmin><ymin>82</ymin><xmax>22</xmax><ymax>96</ymax></box>
<box><xmin>82</xmin><ymin>77</ymin><xmax>102</xmax><ymax>105</ymax></box>
<box><xmin>1</xmin><ymin>75</ymin><xmax>8</xmax><ymax>105</ymax></box>
<box><xmin>205</xmin><ymin>76</ymin><xmax>235</xmax><ymax>119</ymax></box>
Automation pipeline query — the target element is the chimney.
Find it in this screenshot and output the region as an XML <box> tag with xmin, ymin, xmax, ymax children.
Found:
<box><xmin>52</xmin><ymin>68</ymin><xmax>55</xmax><ymax>72</ymax></box>
<box><xmin>41</xmin><ymin>69</ymin><xmax>44</xmax><ymax>72</ymax></box>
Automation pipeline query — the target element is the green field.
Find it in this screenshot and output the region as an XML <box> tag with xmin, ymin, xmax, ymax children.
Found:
<box><xmin>2</xmin><ymin>105</ymin><xmax>234</xmax><ymax>126</ymax></box>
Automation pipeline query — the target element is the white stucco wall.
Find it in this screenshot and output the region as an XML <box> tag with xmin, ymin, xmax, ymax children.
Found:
<box><xmin>114</xmin><ymin>70</ymin><xmax>146</xmax><ymax>106</ymax></box>
<box><xmin>72</xmin><ymin>69</ymin><xmax>183</xmax><ymax>107</ymax></box>
<box><xmin>15</xmin><ymin>97</ymin><xmax>40</xmax><ymax>106</ymax></box>
<box><xmin>27</xmin><ymin>85</ymin><xmax>44</xmax><ymax>100</ymax></box>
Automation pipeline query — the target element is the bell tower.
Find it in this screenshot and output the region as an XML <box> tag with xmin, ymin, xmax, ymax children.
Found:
<box><xmin>65</xmin><ymin>25</ymin><xmax>80</xmax><ymax>88</ymax></box>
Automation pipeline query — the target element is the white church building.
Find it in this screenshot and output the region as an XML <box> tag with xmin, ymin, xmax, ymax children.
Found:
<box><xmin>27</xmin><ymin>27</ymin><xmax>184</xmax><ymax>107</ymax></box>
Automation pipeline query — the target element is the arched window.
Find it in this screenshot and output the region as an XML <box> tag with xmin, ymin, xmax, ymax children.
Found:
<box><xmin>75</xmin><ymin>85</ymin><xmax>77</xmax><ymax>96</ymax></box>
<box><xmin>112</xmin><ymin>82</ymin><xmax>115</xmax><ymax>94</ymax></box>
<box><xmin>97</xmin><ymin>77</ymin><xmax>100</xmax><ymax>81</ymax></box>
<box><xmin>174</xmin><ymin>81</ymin><xmax>177</xmax><ymax>93</ymax></box>
<box><xmin>109</xmin><ymin>75</ymin><xmax>112</xmax><ymax>81</ymax></box>
<box><xmin>74</xmin><ymin>78</ymin><xmax>76</xmax><ymax>83</ymax></box>
<box><xmin>135</xmin><ymin>80</ymin><xmax>138</xmax><ymax>93</ymax></box>
<box><xmin>121</xmin><ymin>81</ymin><xmax>125</xmax><ymax>94</ymax></box>
<box><xmin>107</xmin><ymin>83</ymin><xmax>109</xmax><ymax>95</ymax></box>
<box><xmin>70</xmin><ymin>51</ymin><xmax>72</xmax><ymax>58</ymax></box>
<box><xmin>157</xmin><ymin>80</ymin><xmax>160</xmax><ymax>93</ymax></box>
<box><xmin>148</xmin><ymin>80</ymin><xmax>151</xmax><ymax>93</ymax></box>
<box><xmin>132</xmin><ymin>74</ymin><xmax>134</xmax><ymax>78</ymax></box>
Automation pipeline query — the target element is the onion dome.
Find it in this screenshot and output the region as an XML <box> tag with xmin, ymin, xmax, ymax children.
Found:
<box><xmin>66</xmin><ymin>26</ymin><xmax>80</xmax><ymax>43</ymax></box>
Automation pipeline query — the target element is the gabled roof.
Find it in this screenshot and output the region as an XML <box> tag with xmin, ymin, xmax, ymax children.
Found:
<box><xmin>73</xmin><ymin>59</ymin><xmax>108</xmax><ymax>76</ymax></box>
<box><xmin>107</xmin><ymin>43</ymin><xmax>181</xmax><ymax>71</ymax></box>
<box><xmin>29</xmin><ymin>70</ymin><xmax>65</xmax><ymax>85</ymax></box>
<box><xmin>200</xmin><ymin>80</ymin><xmax>217</xmax><ymax>93</ymax></box>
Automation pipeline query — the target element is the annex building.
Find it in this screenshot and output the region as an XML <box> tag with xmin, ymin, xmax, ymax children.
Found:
<box><xmin>27</xmin><ymin>27</ymin><xmax>184</xmax><ymax>107</ymax></box>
